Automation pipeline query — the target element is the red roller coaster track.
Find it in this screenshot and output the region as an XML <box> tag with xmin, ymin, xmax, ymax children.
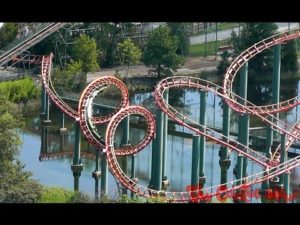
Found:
<box><xmin>40</xmin><ymin>28</ymin><xmax>300</xmax><ymax>202</ymax></box>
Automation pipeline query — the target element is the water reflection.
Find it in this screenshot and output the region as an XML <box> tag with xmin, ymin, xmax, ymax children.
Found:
<box><xmin>18</xmin><ymin>75</ymin><xmax>300</xmax><ymax>203</ymax></box>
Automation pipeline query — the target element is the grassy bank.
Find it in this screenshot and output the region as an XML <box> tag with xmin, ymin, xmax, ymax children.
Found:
<box><xmin>188</xmin><ymin>38</ymin><xmax>231</xmax><ymax>57</ymax></box>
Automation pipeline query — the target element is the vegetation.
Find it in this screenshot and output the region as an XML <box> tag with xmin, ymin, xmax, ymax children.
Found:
<box><xmin>167</xmin><ymin>23</ymin><xmax>190</xmax><ymax>57</ymax></box>
<box><xmin>231</xmin><ymin>23</ymin><xmax>278</xmax><ymax>72</ymax></box>
<box><xmin>52</xmin><ymin>61</ymin><xmax>85</xmax><ymax>93</ymax></box>
<box><xmin>0</xmin><ymin>95</ymin><xmax>42</xmax><ymax>203</ymax></box>
<box><xmin>143</xmin><ymin>26</ymin><xmax>184</xmax><ymax>78</ymax></box>
<box><xmin>72</xmin><ymin>34</ymin><xmax>100</xmax><ymax>73</ymax></box>
<box><xmin>231</xmin><ymin>22</ymin><xmax>299</xmax><ymax>74</ymax></box>
<box><xmin>117</xmin><ymin>38</ymin><xmax>142</xmax><ymax>76</ymax></box>
<box><xmin>0</xmin><ymin>23</ymin><xmax>18</xmax><ymax>49</ymax></box>
<box><xmin>188</xmin><ymin>38</ymin><xmax>231</xmax><ymax>57</ymax></box>
<box><xmin>38</xmin><ymin>186</ymin><xmax>92</xmax><ymax>203</ymax></box>
<box><xmin>0</xmin><ymin>77</ymin><xmax>41</xmax><ymax>103</ymax></box>
<box><xmin>281</xmin><ymin>40</ymin><xmax>299</xmax><ymax>73</ymax></box>
<box><xmin>217</xmin><ymin>50</ymin><xmax>232</xmax><ymax>76</ymax></box>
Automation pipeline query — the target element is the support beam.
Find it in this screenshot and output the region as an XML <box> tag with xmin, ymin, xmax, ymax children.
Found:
<box><xmin>153</xmin><ymin>107</ymin><xmax>163</xmax><ymax>191</ymax></box>
<box><xmin>149</xmin><ymin>138</ymin><xmax>157</xmax><ymax>189</ymax></box>
<box><xmin>92</xmin><ymin>149</ymin><xmax>101</xmax><ymax>200</ymax></box>
<box><xmin>237</xmin><ymin>63</ymin><xmax>249</xmax><ymax>179</ymax></box>
<box><xmin>100</xmin><ymin>153</ymin><xmax>108</xmax><ymax>197</ymax></box>
<box><xmin>42</xmin><ymin>92</ymin><xmax>52</xmax><ymax>125</ymax></box>
<box><xmin>199</xmin><ymin>91</ymin><xmax>207</xmax><ymax>187</ymax></box>
<box><xmin>71</xmin><ymin>121</ymin><xmax>83</xmax><ymax>192</ymax></box>
<box><xmin>40</xmin><ymin>86</ymin><xmax>46</xmax><ymax>118</ymax></box>
<box><xmin>191</xmin><ymin>135</ymin><xmax>200</xmax><ymax>186</ymax></box>
<box><xmin>272</xmin><ymin>44</ymin><xmax>281</xmax><ymax>140</ymax></box>
<box><xmin>279</xmin><ymin>133</ymin><xmax>286</xmax><ymax>187</ymax></box>
<box><xmin>162</xmin><ymin>89</ymin><xmax>169</xmax><ymax>188</ymax></box>
<box><xmin>219</xmin><ymin>103</ymin><xmax>231</xmax><ymax>185</ymax></box>
<box><xmin>59</xmin><ymin>112</ymin><xmax>67</xmax><ymax>134</ymax></box>
<box><xmin>131</xmin><ymin>154</ymin><xmax>137</xmax><ymax>198</ymax></box>
<box><xmin>120</xmin><ymin>116</ymin><xmax>130</xmax><ymax>195</ymax></box>
<box><xmin>266</xmin><ymin>44</ymin><xmax>281</xmax><ymax>158</ymax></box>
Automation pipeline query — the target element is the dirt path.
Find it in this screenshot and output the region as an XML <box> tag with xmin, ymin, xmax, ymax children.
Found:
<box><xmin>87</xmin><ymin>56</ymin><xmax>220</xmax><ymax>82</ymax></box>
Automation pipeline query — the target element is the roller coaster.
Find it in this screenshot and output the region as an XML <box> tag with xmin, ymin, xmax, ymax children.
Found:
<box><xmin>2</xmin><ymin>23</ymin><xmax>300</xmax><ymax>202</ymax></box>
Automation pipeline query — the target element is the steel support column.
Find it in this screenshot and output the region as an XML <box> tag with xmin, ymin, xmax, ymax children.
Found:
<box><xmin>162</xmin><ymin>89</ymin><xmax>169</xmax><ymax>188</ymax></box>
<box><xmin>199</xmin><ymin>91</ymin><xmax>207</xmax><ymax>187</ymax></box>
<box><xmin>153</xmin><ymin>107</ymin><xmax>163</xmax><ymax>191</ymax></box>
<box><xmin>71</xmin><ymin>120</ymin><xmax>83</xmax><ymax>192</ymax></box>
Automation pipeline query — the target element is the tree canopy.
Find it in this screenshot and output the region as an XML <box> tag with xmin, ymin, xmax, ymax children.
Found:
<box><xmin>0</xmin><ymin>23</ymin><xmax>18</xmax><ymax>49</ymax></box>
<box><xmin>231</xmin><ymin>22</ymin><xmax>299</xmax><ymax>74</ymax></box>
<box><xmin>72</xmin><ymin>34</ymin><xmax>100</xmax><ymax>73</ymax></box>
<box><xmin>232</xmin><ymin>23</ymin><xmax>278</xmax><ymax>72</ymax></box>
<box><xmin>117</xmin><ymin>38</ymin><xmax>141</xmax><ymax>76</ymax></box>
<box><xmin>0</xmin><ymin>95</ymin><xmax>42</xmax><ymax>203</ymax></box>
<box><xmin>143</xmin><ymin>26</ymin><xmax>184</xmax><ymax>78</ymax></box>
<box><xmin>167</xmin><ymin>23</ymin><xmax>190</xmax><ymax>57</ymax></box>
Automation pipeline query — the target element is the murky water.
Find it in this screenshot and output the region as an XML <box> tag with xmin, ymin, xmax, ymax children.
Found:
<box><xmin>18</xmin><ymin>75</ymin><xmax>300</xmax><ymax>203</ymax></box>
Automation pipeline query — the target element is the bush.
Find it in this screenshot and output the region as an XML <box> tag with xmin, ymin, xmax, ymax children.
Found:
<box><xmin>38</xmin><ymin>186</ymin><xmax>93</xmax><ymax>203</ymax></box>
<box><xmin>0</xmin><ymin>77</ymin><xmax>41</xmax><ymax>103</ymax></box>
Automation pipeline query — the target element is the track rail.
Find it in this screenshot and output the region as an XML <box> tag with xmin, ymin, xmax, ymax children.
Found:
<box><xmin>38</xmin><ymin>27</ymin><xmax>300</xmax><ymax>202</ymax></box>
<box><xmin>0</xmin><ymin>23</ymin><xmax>66</xmax><ymax>66</ymax></box>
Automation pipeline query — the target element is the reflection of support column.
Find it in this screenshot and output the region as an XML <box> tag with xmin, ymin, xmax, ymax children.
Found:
<box><xmin>100</xmin><ymin>153</ymin><xmax>108</xmax><ymax>197</ymax></box>
<box><xmin>130</xmin><ymin>154</ymin><xmax>137</xmax><ymax>198</ymax></box>
<box><xmin>153</xmin><ymin>107</ymin><xmax>163</xmax><ymax>191</ymax></box>
<box><xmin>59</xmin><ymin>112</ymin><xmax>67</xmax><ymax>134</ymax></box>
<box><xmin>162</xmin><ymin>89</ymin><xmax>169</xmax><ymax>188</ymax></box>
<box><xmin>260</xmin><ymin>170</ymin><xmax>270</xmax><ymax>203</ymax></box>
<box><xmin>233</xmin><ymin>154</ymin><xmax>244</xmax><ymax>203</ymax></box>
<box><xmin>279</xmin><ymin>133</ymin><xmax>290</xmax><ymax>203</ymax></box>
<box><xmin>60</xmin><ymin>132</ymin><xmax>65</xmax><ymax>152</ymax></box>
<box><xmin>120</xmin><ymin>116</ymin><xmax>130</xmax><ymax>195</ymax></box>
<box><xmin>39</xmin><ymin>125</ymin><xmax>49</xmax><ymax>161</ymax></box>
<box><xmin>149</xmin><ymin>139</ymin><xmax>157</xmax><ymax>189</ymax></box>
<box><xmin>191</xmin><ymin>135</ymin><xmax>200</xmax><ymax>198</ymax></box>
<box><xmin>71</xmin><ymin>120</ymin><xmax>83</xmax><ymax>192</ymax></box>
<box><xmin>279</xmin><ymin>134</ymin><xmax>286</xmax><ymax>187</ymax></box>
<box><xmin>284</xmin><ymin>171</ymin><xmax>290</xmax><ymax>203</ymax></box>
<box><xmin>92</xmin><ymin>149</ymin><xmax>101</xmax><ymax>200</ymax></box>
<box><xmin>199</xmin><ymin>91</ymin><xmax>207</xmax><ymax>188</ymax></box>
<box><xmin>219</xmin><ymin>103</ymin><xmax>231</xmax><ymax>186</ymax></box>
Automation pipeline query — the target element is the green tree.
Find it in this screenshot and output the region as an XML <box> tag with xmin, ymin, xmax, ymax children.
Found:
<box><xmin>117</xmin><ymin>38</ymin><xmax>141</xmax><ymax>76</ymax></box>
<box><xmin>231</xmin><ymin>23</ymin><xmax>278</xmax><ymax>72</ymax></box>
<box><xmin>0</xmin><ymin>95</ymin><xmax>42</xmax><ymax>203</ymax></box>
<box><xmin>217</xmin><ymin>50</ymin><xmax>232</xmax><ymax>76</ymax></box>
<box><xmin>52</xmin><ymin>61</ymin><xmax>84</xmax><ymax>93</ymax></box>
<box><xmin>281</xmin><ymin>40</ymin><xmax>299</xmax><ymax>73</ymax></box>
<box><xmin>167</xmin><ymin>23</ymin><xmax>190</xmax><ymax>57</ymax></box>
<box><xmin>143</xmin><ymin>26</ymin><xmax>184</xmax><ymax>78</ymax></box>
<box><xmin>0</xmin><ymin>23</ymin><xmax>18</xmax><ymax>49</ymax></box>
<box><xmin>72</xmin><ymin>34</ymin><xmax>100</xmax><ymax>73</ymax></box>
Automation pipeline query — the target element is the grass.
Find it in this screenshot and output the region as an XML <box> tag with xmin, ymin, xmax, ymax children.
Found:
<box><xmin>188</xmin><ymin>38</ymin><xmax>232</xmax><ymax>57</ymax></box>
<box><xmin>190</xmin><ymin>23</ymin><xmax>243</xmax><ymax>36</ymax></box>
<box><xmin>217</xmin><ymin>22</ymin><xmax>242</xmax><ymax>31</ymax></box>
